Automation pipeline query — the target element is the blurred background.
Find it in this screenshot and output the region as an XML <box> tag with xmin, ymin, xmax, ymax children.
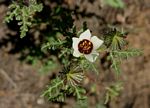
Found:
<box><xmin>0</xmin><ymin>0</ymin><xmax>150</xmax><ymax>108</ymax></box>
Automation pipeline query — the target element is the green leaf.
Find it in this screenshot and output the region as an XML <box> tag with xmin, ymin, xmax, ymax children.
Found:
<box><xmin>73</xmin><ymin>86</ymin><xmax>87</xmax><ymax>100</ymax></box>
<box><xmin>104</xmin><ymin>82</ymin><xmax>123</xmax><ymax>104</ymax></box>
<box><xmin>74</xmin><ymin>99</ymin><xmax>88</xmax><ymax>108</ymax></box>
<box><xmin>4</xmin><ymin>4</ymin><xmax>20</xmax><ymax>23</ymax></box>
<box><xmin>41</xmin><ymin>38</ymin><xmax>66</xmax><ymax>50</ymax></box>
<box><xmin>80</xmin><ymin>59</ymin><xmax>99</xmax><ymax>75</ymax></box>
<box><xmin>104</xmin><ymin>28</ymin><xmax>127</xmax><ymax>51</ymax></box>
<box><xmin>103</xmin><ymin>0</ymin><xmax>125</xmax><ymax>8</ymax></box>
<box><xmin>59</xmin><ymin>48</ymin><xmax>72</xmax><ymax>58</ymax></box>
<box><xmin>109</xmin><ymin>48</ymin><xmax>142</xmax><ymax>75</ymax></box>
<box><xmin>112</xmin><ymin>48</ymin><xmax>143</xmax><ymax>59</ymax></box>
<box><xmin>4</xmin><ymin>0</ymin><xmax>43</xmax><ymax>38</ymax></box>
<box><xmin>42</xmin><ymin>77</ymin><xmax>64</xmax><ymax>102</ymax></box>
<box><xmin>109</xmin><ymin>52</ymin><xmax>121</xmax><ymax>75</ymax></box>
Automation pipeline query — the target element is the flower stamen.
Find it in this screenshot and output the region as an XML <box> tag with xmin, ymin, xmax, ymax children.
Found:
<box><xmin>78</xmin><ymin>39</ymin><xmax>93</xmax><ymax>54</ymax></box>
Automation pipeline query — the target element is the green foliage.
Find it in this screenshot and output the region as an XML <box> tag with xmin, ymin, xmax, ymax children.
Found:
<box><xmin>25</xmin><ymin>54</ymin><xmax>58</xmax><ymax>74</ymax></box>
<box><xmin>74</xmin><ymin>99</ymin><xmax>89</xmax><ymax>108</ymax></box>
<box><xmin>103</xmin><ymin>0</ymin><xmax>125</xmax><ymax>8</ymax></box>
<box><xmin>42</xmin><ymin>77</ymin><xmax>65</xmax><ymax>102</ymax></box>
<box><xmin>109</xmin><ymin>48</ymin><xmax>142</xmax><ymax>75</ymax></box>
<box><xmin>4</xmin><ymin>0</ymin><xmax>43</xmax><ymax>38</ymax></box>
<box><xmin>80</xmin><ymin>59</ymin><xmax>99</xmax><ymax>74</ymax></box>
<box><xmin>109</xmin><ymin>52</ymin><xmax>121</xmax><ymax>75</ymax></box>
<box><xmin>39</xmin><ymin>59</ymin><xmax>57</xmax><ymax>74</ymax></box>
<box><xmin>104</xmin><ymin>28</ymin><xmax>127</xmax><ymax>51</ymax></box>
<box><xmin>103</xmin><ymin>28</ymin><xmax>142</xmax><ymax>75</ymax></box>
<box><xmin>42</xmin><ymin>77</ymin><xmax>86</xmax><ymax>102</ymax></box>
<box><xmin>74</xmin><ymin>99</ymin><xmax>106</xmax><ymax>108</ymax></box>
<box><xmin>73</xmin><ymin>86</ymin><xmax>86</xmax><ymax>100</ymax></box>
<box><xmin>59</xmin><ymin>48</ymin><xmax>72</xmax><ymax>58</ymax></box>
<box><xmin>96</xmin><ymin>102</ymin><xmax>106</xmax><ymax>108</ymax></box>
<box><xmin>42</xmin><ymin>65</ymin><xmax>86</xmax><ymax>102</ymax></box>
<box><xmin>112</xmin><ymin>48</ymin><xmax>143</xmax><ymax>59</ymax></box>
<box><xmin>25</xmin><ymin>55</ymin><xmax>39</xmax><ymax>65</ymax></box>
<box><xmin>41</xmin><ymin>37</ymin><xmax>66</xmax><ymax>51</ymax></box>
<box><xmin>104</xmin><ymin>82</ymin><xmax>123</xmax><ymax>104</ymax></box>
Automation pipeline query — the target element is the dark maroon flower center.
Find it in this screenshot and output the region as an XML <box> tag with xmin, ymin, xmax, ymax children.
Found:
<box><xmin>78</xmin><ymin>39</ymin><xmax>93</xmax><ymax>54</ymax></box>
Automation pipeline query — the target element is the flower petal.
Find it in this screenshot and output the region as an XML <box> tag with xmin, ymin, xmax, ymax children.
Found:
<box><xmin>84</xmin><ymin>52</ymin><xmax>99</xmax><ymax>62</ymax></box>
<box><xmin>72</xmin><ymin>37</ymin><xmax>80</xmax><ymax>51</ymax></box>
<box><xmin>79</xmin><ymin>29</ymin><xmax>91</xmax><ymax>40</ymax></box>
<box><xmin>73</xmin><ymin>50</ymin><xmax>82</xmax><ymax>57</ymax></box>
<box><xmin>91</xmin><ymin>36</ymin><xmax>103</xmax><ymax>50</ymax></box>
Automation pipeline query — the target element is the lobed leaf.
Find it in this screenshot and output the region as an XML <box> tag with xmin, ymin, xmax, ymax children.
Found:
<box><xmin>42</xmin><ymin>77</ymin><xmax>64</xmax><ymax>102</ymax></box>
<box><xmin>104</xmin><ymin>28</ymin><xmax>127</xmax><ymax>51</ymax></box>
<box><xmin>4</xmin><ymin>0</ymin><xmax>43</xmax><ymax>38</ymax></box>
<box><xmin>112</xmin><ymin>48</ymin><xmax>143</xmax><ymax>59</ymax></box>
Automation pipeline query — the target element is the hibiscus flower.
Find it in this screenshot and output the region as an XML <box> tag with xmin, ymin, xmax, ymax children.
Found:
<box><xmin>72</xmin><ymin>29</ymin><xmax>103</xmax><ymax>62</ymax></box>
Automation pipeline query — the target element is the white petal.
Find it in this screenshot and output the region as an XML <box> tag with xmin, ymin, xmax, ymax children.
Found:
<box><xmin>72</xmin><ymin>37</ymin><xmax>80</xmax><ymax>51</ymax></box>
<box><xmin>73</xmin><ymin>50</ymin><xmax>82</xmax><ymax>57</ymax></box>
<box><xmin>84</xmin><ymin>52</ymin><xmax>99</xmax><ymax>62</ymax></box>
<box><xmin>91</xmin><ymin>36</ymin><xmax>103</xmax><ymax>50</ymax></box>
<box><xmin>79</xmin><ymin>29</ymin><xmax>91</xmax><ymax>40</ymax></box>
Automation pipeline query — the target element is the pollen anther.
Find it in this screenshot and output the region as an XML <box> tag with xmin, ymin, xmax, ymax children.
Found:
<box><xmin>78</xmin><ymin>39</ymin><xmax>93</xmax><ymax>54</ymax></box>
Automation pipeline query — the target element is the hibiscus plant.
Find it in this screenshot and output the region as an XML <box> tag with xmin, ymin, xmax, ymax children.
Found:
<box><xmin>4</xmin><ymin>0</ymin><xmax>142</xmax><ymax>106</ymax></box>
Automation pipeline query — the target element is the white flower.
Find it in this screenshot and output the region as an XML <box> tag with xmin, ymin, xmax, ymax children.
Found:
<box><xmin>72</xmin><ymin>29</ymin><xmax>103</xmax><ymax>62</ymax></box>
